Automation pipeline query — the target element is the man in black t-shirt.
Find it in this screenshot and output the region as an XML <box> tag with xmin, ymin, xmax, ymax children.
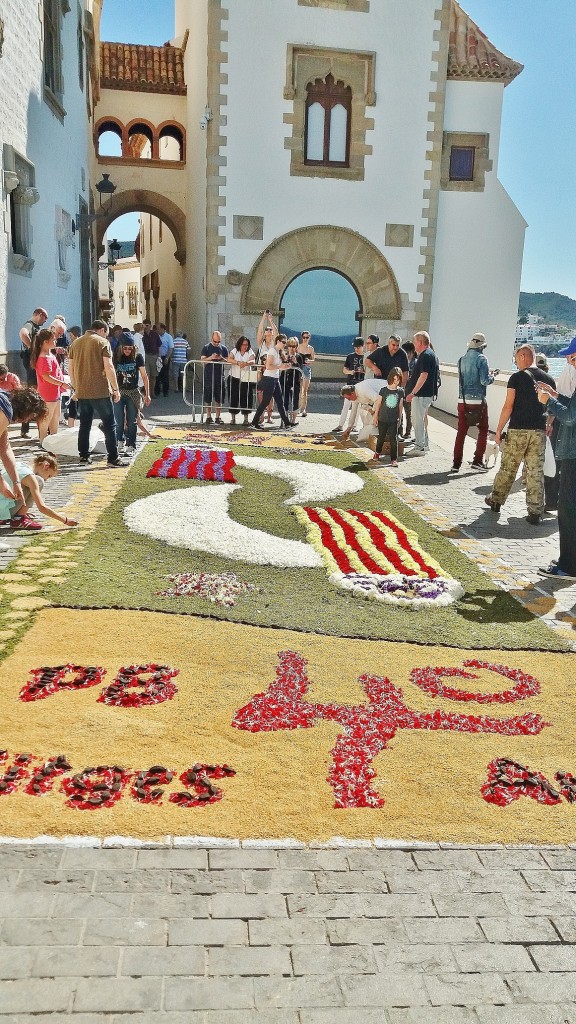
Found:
<box><xmin>365</xmin><ymin>334</ymin><xmax>409</xmax><ymax>387</ymax></box>
<box><xmin>486</xmin><ymin>344</ymin><xmax>556</xmax><ymax>523</ymax></box>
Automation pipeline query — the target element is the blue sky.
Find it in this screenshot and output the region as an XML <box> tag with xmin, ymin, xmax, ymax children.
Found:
<box><xmin>102</xmin><ymin>0</ymin><xmax>576</xmax><ymax>301</ymax></box>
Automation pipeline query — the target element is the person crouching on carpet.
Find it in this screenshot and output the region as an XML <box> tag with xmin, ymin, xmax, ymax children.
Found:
<box><xmin>0</xmin><ymin>453</ymin><xmax>79</xmax><ymax>532</ymax></box>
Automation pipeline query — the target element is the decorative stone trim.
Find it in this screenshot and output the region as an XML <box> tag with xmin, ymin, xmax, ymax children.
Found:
<box><xmin>412</xmin><ymin>0</ymin><xmax>452</xmax><ymax>331</ymax></box>
<box><xmin>284</xmin><ymin>45</ymin><xmax>375</xmax><ymax>181</ymax></box>
<box><xmin>233</xmin><ymin>215</ymin><xmax>264</xmax><ymax>241</ymax></box>
<box><xmin>298</xmin><ymin>0</ymin><xmax>370</xmax><ymax>10</ymax></box>
<box><xmin>205</xmin><ymin>1</ymin><xmax>228</xmax><ymax>305</ymax></box>
<box><xmin>440</xmin><ymin>132</ymin><xmax>492</xmax><ymax>192</ymax></box>
<box><xmin>385</xmin><ymin>224</ymin><xmax>414</xmax><ymax>248</ymax></box>
<box><xmin>241</xmin><ymin>225</ymin><xmax>400</xmax><ymax>321</ymax></box>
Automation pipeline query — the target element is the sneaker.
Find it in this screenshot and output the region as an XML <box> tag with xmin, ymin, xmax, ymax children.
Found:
<box><xmin>125</xmin><ymin>445</ymin><xmax>136</xmax><ymax>456</ymax></box>
<box><xmin>484</xmin><ymin>496</ymin><xmax>501</xmax><ymax>513</ymax></box>
<box><xmin>526</xmin><ymin>513</ymin><xmax>542</xmax><ymax>525</ymax></box>
<box><xmin>539</xmin><ymin>564</ymin><xmax>576</xmax><ymax>580</ymax></box>
<box><xmin>106</xmin><ymin>458</ymin><xmax>128</xmax><ymax>468</ymax></box>
<box><xmin>10</xmin><ymin>514</ymin><xmax>42</xmax><ymax>531</ymax></box>
<box><xmin>390</xmin><ymin>460</ymin><xmax>399</xmax><ymax>467</ymax></box>
<box><xmin>449</xmin><ymin>465</ymin><xmax>460</xmax><ymax>474</ymax></box>
<box><xmin>251</xmin><ymin>423</ymin><xmax>264</xmax><ymax>430</ymax></box>
<box><xmin>405</xmin><ymin>447</ymin><xmax>425</xmax><ymax>457</ymax></box>
<box><xmin>369</xmin><ymin>455</ymin><xmax>381</xmax><ymax>463</ymax></box>
<box><xmin>471</xmin><ymin>460</ymin><xmax>489</xmax><ymax>472</ymax></box>
<box><xmin>301</xmin><ymin>411</ymin><xmax>307</xmax><ymax>417</ymax></box>
<box><xmin>78</xmin><ymin>455</ymin><xmax>93</xmax><ymax>464</ymax></box>
<box><xmin>214</xmin><ymin>417</ymin><xmax>224</xmax><ymax>425</ymax></box>
<box><xmin>204</xmin><ymin>416</ymin><xmax>213</xmax><ymax>425</ymax></box>
<box><xmin>331</xmin><ymin>427</ymin><xmax>343</xmax><ymax>434</ymax></box>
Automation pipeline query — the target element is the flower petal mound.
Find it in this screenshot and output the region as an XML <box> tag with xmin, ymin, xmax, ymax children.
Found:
<box><xmin>147</xmin><ymin>447</ymin><xmax>237</xmax><ymax>482</ymax></box>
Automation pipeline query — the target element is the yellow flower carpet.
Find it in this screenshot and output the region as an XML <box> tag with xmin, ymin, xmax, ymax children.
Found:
<box><xmin>0</xmin><ymin>435</ymin><xmax>574</xmax><ymax>845</ymax></box>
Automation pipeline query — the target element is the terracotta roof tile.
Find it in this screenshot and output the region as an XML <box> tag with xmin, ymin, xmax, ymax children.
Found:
<box><xmin>448</xmin><ymin>1</ymin><xmax>523</xmax><ymax>85</ymax></box>
<box><xmin>100</xmin><ymin>42</ymin><xmax>186</xmax><ymax>94</ymax></box>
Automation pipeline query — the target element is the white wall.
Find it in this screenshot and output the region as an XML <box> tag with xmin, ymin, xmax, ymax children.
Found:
<box><xmin>0</xmin><ymin>2</ymin><xmax>90</xmax><ymax>363</ymax></box>
<box><xmin>220</xmin><ymin>0</ymin><xmax>440</xmax><ymax>304</ymax></box>
<box><xmin>429</xmin><ymin>80</ymin><xmax>526</xmax><ymax>365</ymax></box>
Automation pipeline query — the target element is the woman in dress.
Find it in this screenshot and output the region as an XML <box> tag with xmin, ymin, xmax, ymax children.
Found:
<box><xmin>112</xmin><ymin>334</ymin><xmax>151</xmax><ymax>454</ymax></box>
<box><xmin>297</xmin><ymin>329</ymin><xmax>315</xmax><ymax>417</ymax></box>
<box><xmin>30</xmin><ymin>329</ymin><xmax>71</xmax><ymax>442</ymax></box>
<box><xmin>228</xmin><ymin>336</ymin><xmax>256</xmax><ymax>426</ymax></box>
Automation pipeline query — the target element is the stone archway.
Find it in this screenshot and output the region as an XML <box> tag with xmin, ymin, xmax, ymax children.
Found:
<box><xmin>241</xmin><ymin>225</ymin><xmax>401</xmax><ymax>320</ymax></box>
<box><xmin>95</xmin><ymin>188</ymin><xmax>186</xmax><ymax>265</ymax></box>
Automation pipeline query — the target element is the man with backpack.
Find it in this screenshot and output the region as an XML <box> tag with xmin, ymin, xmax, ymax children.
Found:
<box><xmin>404</xmin><ymin>331</ymin><xmax>440</xmax><ymax>456</ymax></box>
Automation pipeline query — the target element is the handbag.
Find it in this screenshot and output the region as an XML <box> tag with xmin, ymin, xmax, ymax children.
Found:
<box><xmin>156</xmin><ymin>356</ymin><xmax>163</xmax><ymax>373</ymax></box>
<box><xmin>458</xmin><ymin>359</ymin><xmax>485</xmax><ymax>427</ymax></box>
<box><xmin>543</xmin><ymin>437</ymin><xmax>556</xmax><ymax>478</ymax></box>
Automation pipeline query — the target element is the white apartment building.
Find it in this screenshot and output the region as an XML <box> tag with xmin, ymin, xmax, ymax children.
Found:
<box><xmin>0</xmin><ymin>1</ymin><xmax>96</xmax><ymax>366</ymax></box>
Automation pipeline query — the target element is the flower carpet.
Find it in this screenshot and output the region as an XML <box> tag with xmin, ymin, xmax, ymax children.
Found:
<box><xmin>0</xmin><ymin>438</ymin><xmax>574</xmax><ymax>844</ymax></box>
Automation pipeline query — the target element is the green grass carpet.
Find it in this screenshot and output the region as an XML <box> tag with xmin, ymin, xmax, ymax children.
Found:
<box><xmin>42</xmin><ymin>444</ymin><xmax>567</xmax><ymax>651</ymax></box>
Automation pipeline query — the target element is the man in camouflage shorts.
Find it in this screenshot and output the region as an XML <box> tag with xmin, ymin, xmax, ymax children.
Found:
<box><xmin>485</xmin><ymin>344</ymin><xmax>555</xmax><ymax>525</ymax></box>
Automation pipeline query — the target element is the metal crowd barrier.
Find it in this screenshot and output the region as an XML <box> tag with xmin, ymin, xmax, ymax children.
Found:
<box><xmin>181</xmin><ymin>358</ymin><xmax>303</xmax><ymax>425</ymax></box>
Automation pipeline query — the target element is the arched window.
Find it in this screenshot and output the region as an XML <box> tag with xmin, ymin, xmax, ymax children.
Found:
<box><xmin>159</xmin><ymin>124</ymin><xmax>185</xmax><ymax>162</ymax></box>
<box><xmin>304</xmin><ymin>74</ymin><xmax>352</xmax><ymax>168</ymax></box>
<box><xmin>97</xmin><ymin>121</ymin><xmax>123</xmax><ymax>158</ymax></box>
<box><xmin>127</xmin><ymin>122</ymin><xmax>154</xmax><ymax>159</ymax></box>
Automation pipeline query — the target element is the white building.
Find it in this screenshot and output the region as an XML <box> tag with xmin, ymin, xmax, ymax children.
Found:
<box><xmin>170</xmin><ymin>0</ymin><xmax>526</xmax><ymax>361</ymax></box>
<box><xmin>0</xmin><ymin>1</ymin><xmax>95</xmax><ymax>367</ymax></box>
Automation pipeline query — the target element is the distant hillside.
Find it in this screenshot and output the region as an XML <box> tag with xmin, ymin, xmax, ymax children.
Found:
<box><xmin>519</xmin><ymin>292</ymin><xmax>576</xmax><ymax>329</ymax></box>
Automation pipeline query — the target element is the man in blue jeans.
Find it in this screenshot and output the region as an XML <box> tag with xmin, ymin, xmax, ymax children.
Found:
<box><xmin>68</xmin><ymin>320</ymin><xmax>126</xmax><ymax>468</ymax></box>
<box><xmin>405</xmin><ymin>331</ymin><xmax>440</xmax><ymax>455</ymax></box>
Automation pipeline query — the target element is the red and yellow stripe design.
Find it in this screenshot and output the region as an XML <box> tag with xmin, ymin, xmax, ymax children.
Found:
<box><xmin>293</xmin><ymin>506</ymin><xmax>446</xmax><ymax>580</ymax></box>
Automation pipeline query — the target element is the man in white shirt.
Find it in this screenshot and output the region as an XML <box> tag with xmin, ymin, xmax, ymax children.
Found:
<box><xmin>132</xmin><ymin>323</ymin><xmax>146</xmax><ymax>360</ymax></box>
<box><xmin>154</xmin><ymin>324</ymin><xmax>174</xmax><ymax>397</ymax></box>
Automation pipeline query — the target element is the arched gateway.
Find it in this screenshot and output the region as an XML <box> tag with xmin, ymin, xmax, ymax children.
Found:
<box><xmin>95</xmin><ymin>189</ymin><xmax>186</xmax><ymax>267</ymax></box>
<box><xmin>241</xmin><ymin>226</ymin><xmax>401</xmax><ymax>322</ymax></box>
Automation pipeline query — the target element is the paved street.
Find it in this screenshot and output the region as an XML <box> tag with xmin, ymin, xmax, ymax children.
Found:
<box><xmin>0</xmin><ymin>389</ymin><xmax>575</xmax><ymax>1021</ymax></box>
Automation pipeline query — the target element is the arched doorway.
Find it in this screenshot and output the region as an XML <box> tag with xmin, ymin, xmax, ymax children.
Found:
<box><xmin>241</xmin><ymin>225</ymin><xmax>401</xmax><ymax>325</ymax></box>
<box><xmin>280</xmin><ymin>269</ymin><xmax>361</xmax><ymax>354</ymax></box>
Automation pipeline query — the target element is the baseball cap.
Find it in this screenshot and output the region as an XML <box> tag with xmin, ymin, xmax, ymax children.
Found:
<box><xmin>558</xmin><ymin>336</ymin><xmax>576</xmax><ymax>357</ymax></box>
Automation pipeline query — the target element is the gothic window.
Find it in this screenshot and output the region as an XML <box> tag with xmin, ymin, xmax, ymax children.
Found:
<box><xmin>305</xmin><ymin>74</ymin><xmax>351</xmax><ymax>167</ymax></box>
<box><xmin>284</xmin><ymin>46</ymin><xmax>375</xmax><ymax>181</ymax></box>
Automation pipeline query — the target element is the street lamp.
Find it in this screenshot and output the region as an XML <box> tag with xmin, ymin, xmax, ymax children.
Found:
<box><xmin>98</xmin><ymin>237</ymin><xmax>122</xmax><ymax>270</ymax></box>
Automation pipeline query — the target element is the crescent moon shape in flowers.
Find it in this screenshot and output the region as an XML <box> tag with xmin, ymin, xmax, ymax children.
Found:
<box><xmin>123</xmin><ymin>485</ymin><xmax>323</xmax><ymax>568</ymax></box>
<box><xmin>124</xmin><ymin>456</ymin><xmax>363</xmax><ymax>568</ymax></box>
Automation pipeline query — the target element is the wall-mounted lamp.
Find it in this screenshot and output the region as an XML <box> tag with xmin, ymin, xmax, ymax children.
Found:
<box><xmin>98</xmin><ymin>237</ymin><xmax>122</xmax><ymax>270</ymax></box>
<box><xmin>76</xmin><ymin>174</ymin><xmax>118</xmax><ymax>226</ymax></box>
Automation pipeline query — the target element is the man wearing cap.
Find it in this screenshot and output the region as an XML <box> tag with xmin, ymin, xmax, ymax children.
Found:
<box><xmin>365</xmin><ymin>333</ymin><xmax>409</xmax><ymax>387</ymax></box>
<box><xmin>485</xmin><ymin>344</ymin><xmax>555</xmax><ymax>525</ymax></box>
<box><xmin>450</xmin><ymin>332</ymin><xmax>498</xmax><ymax>473</ymax></box>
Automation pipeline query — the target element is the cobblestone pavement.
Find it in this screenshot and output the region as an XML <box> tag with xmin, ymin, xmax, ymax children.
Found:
<box><xmin>1</xmin><ymin>394</ymin><xmax>575</xmax><ymax>1020</ymax></box>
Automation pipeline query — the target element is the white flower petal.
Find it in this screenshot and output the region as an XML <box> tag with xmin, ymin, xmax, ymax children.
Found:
<box><xmin>234</xmin><ymin>456</ymin><xmax>364</xmax><ymax>505</ymax></box>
